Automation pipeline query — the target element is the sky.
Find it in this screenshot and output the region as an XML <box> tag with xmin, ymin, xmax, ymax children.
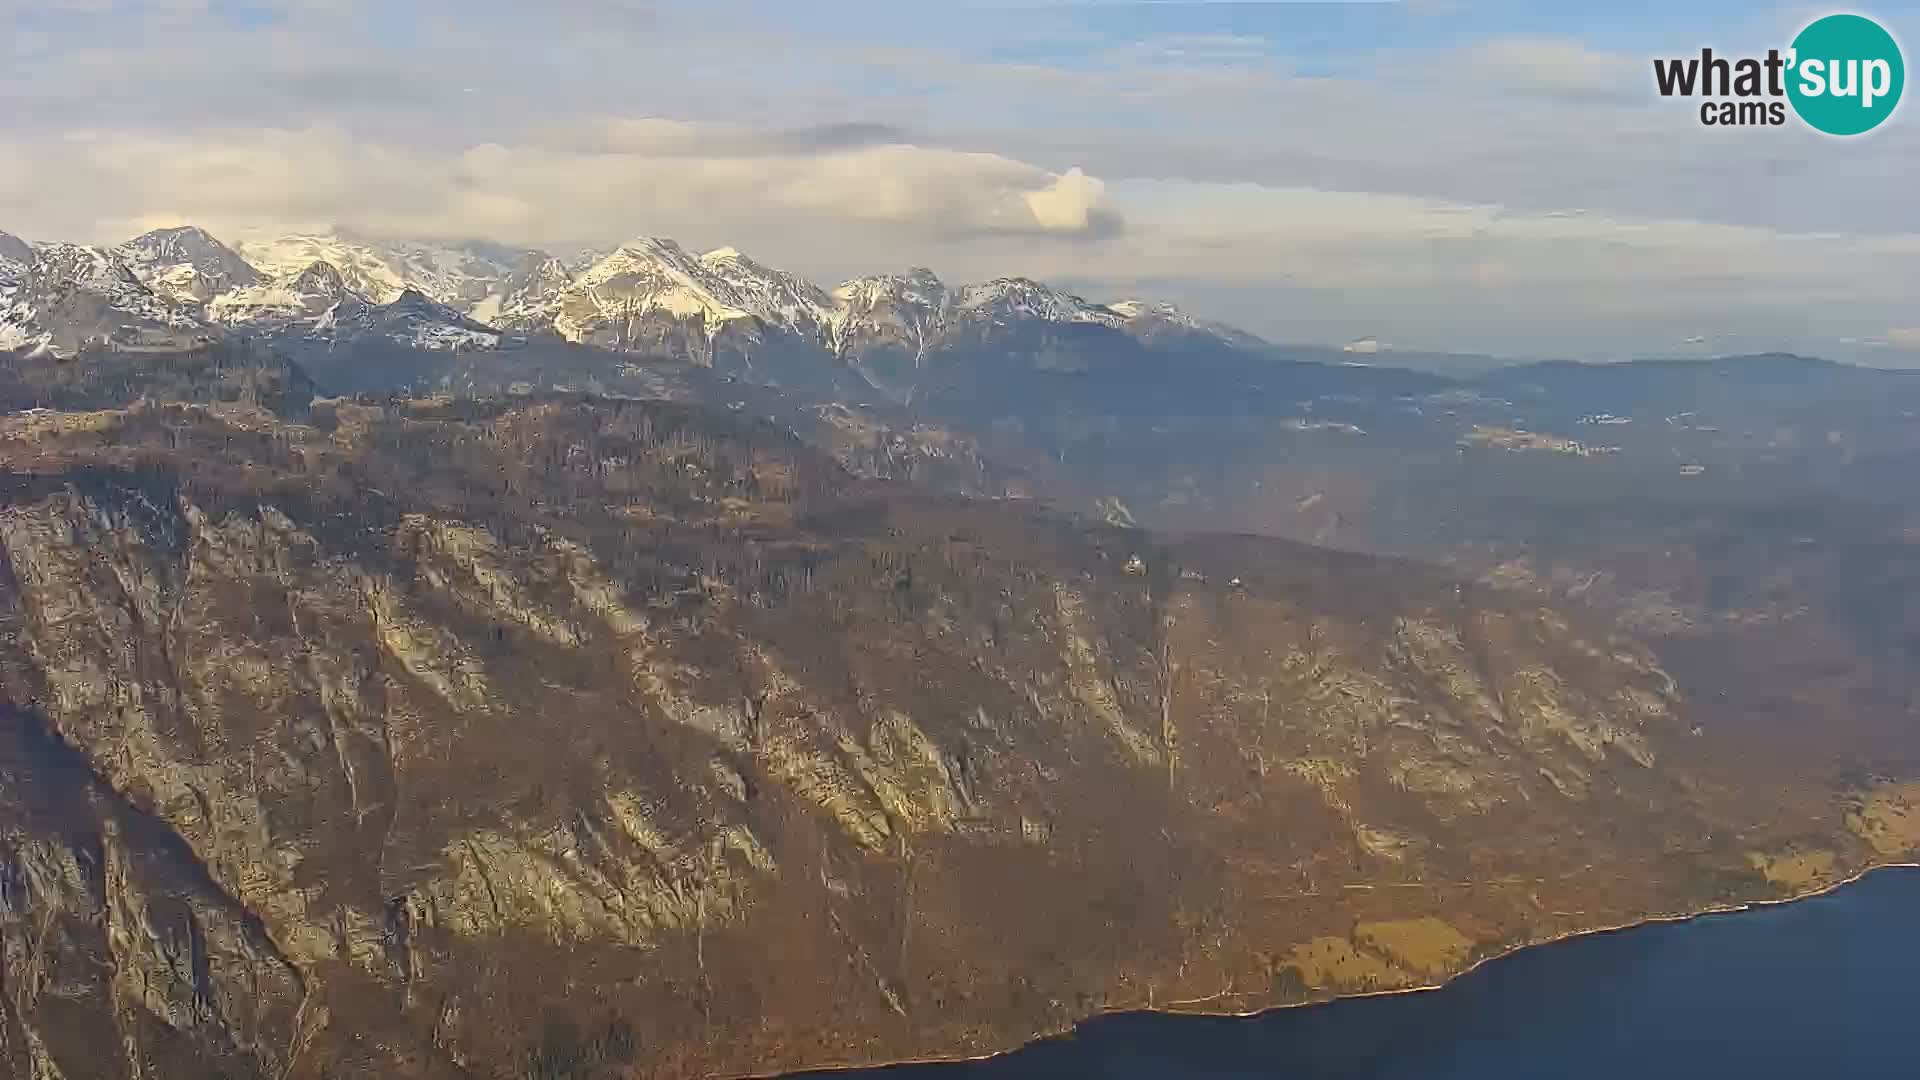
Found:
<box><xmin>3</xmin><ymin>0</ymin><xmax>1919</xmax><ymax>363</ymax></box>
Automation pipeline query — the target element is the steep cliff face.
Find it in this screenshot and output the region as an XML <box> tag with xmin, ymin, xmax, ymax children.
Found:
<box><xmin>0</xmin><ymin>397</ymin><xmax>1904</xmax><ymax>1079</ymax></box>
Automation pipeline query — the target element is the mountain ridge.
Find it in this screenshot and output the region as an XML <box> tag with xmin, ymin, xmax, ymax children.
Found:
<box><xmin>0</xmin><ymin>226</ymin><xmax>1269</xmax><ymax>376</ymax></box>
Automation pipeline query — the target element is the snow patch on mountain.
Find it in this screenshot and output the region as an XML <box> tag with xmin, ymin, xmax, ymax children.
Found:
<box><xmin>956</xmin><ymin>278</ymin><xmax>1120</xmax><ymax>327</ymax></box>
<box><xmin>1105</xmin><ymin>299</ymin><xmax>1265</xmax><ymax>349</ymax></box>
<box><xmin>236</xmin><ymin>231</ymin><xmax>554</xmax><ymax>318</ymax></box>
<box><xmin>2</xmin><ymin>235</ymin><xmax>46</xmax><ymax>354</ymax></box>
<box><xmin>33</xmin><ymin>245</ymin><xmax>209</xmax><ymax>338</ymax></box>
<box><xmin>355</xmin><ymin>289</ymin><xmax>504</xmax><ymax>351</ymax></box>
<box><xmin>8</xmin><ymin>222</ymin><xmax>1272</xmax><ymax>365</ymax></box>
<box><xmin>544</xmin><ymin>237</ymin><xmax>836</xmax><ymax>344</ymax></box>
<box><xmin>695</xmin><ymin>245</ymin><xmax>836</xmax><ymax>328</ymax></box>
<box><xmin>209</xmin><ymin>260</ymin><xmax>362</xmax><ymax>328</ymax></box>
<box><xmin>235</xmin><ymin>233</ymin><xmax>414</xmax><ymax>303</ymax></box>
<box><xmin>371</xmin><ymin>237</ymin><xmax>541</xmax><ymax>309</ymax></box>
<box><xmin>824</xmin><ymin>269</ymin><xmax>958</xmax><ymax>360</ymax></box>
<box><xmin>0</xmin><ymin>230</ymin><xmax>33</xmax><ymax>271</ymax></box>
<box><xmin>1106</xmin><ymin>299</ymin><xmax>1188</xmax><ymax>324</ymax></box>
<box><xmin>832</xmin><ymin>268</ymin><xmax>951</xmax><ymax>312</ymax></box>
<box><xmin>0</xmin><ymin>317</ymin><xmax>47</xmax><ymax>355</ymax></box>
<box><xmin>0</xmin><ymin>241</ymin><xmax>215</xmax><ymax>356</ymax></box>
<box><xmin>115</xmin><ymin>226</ymin><xmax>263</xmax><ymax>305</ymax></box>
<box><xmin>29</xmin><ymin>243</ymin><xmax>199</xmax><ymax>328</ymax></box>
<box><xmin>472</xmin><ymin>255</ymin><xmax>574</xmax><ymax>330</ymax></box>
<box><xmin>214</xmin><ymin>261</ymin><xmax>500</xmax><ymax>351</ymax></box>
<box><xmin>567</xmin><ymin>248</ymin><xmax>615</xmax><ymax>274</ymax></box>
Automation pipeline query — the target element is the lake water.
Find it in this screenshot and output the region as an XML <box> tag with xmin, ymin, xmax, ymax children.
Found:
<box><xmin>811</xmin><ymin>867</ymin><xmax>1920</xmax><ymax>1079</ymax></box>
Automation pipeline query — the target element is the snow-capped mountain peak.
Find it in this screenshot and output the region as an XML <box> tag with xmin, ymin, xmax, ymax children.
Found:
<box><xmin>1106</xmin><ymin>299</ymin><xmax>1218</xmax><ymax>332</ymax></box>
<box><xmin>290</xmin><ymin>259</ymin><xmax>354</xmax><ymax>298</ymax></box>
<box><xmin>357</xmin><ymin>289</ymin><xmax>503</xmax><ymax>351</ymax></box>
<box><xmin>230</xmin><ymin>231</ymin><xmax>535</xmax><ymax>311</ymax></box>
<box><xmin>823</xmin><ymin>269</ymin><xmax>959</xmax><ymax>358</ymax></box>
<box><xmin>831</xmin><ymin>268</ymin><xmax>951</xmax><ymax>311</ymax></box>
<box><xmin>567</xmin><ymin>247</ymin><xmax>614</xmax><ymax>274</ymax></box>
<box><xmin>209</xmin><ymin>266</ymin><xmax>502</xmax><ymax>352</ymax></box>
<box><xmin>1</xmin><ymin>241</ymin><xmax>214</xmax><ymax>357</ymax></box>
<box><xmin>30</xmin><ymin>242</ymin><xmax>203</xmax><ymax>330</ymax></box>
<box><xmin>1104</xmin><ymin>298</ymin><xmax>1267</xmax><ymax>349</ymax></box>
<box><xmin>9</xmin><ymin>221</ymin><xmax>1272</xmax><ymax>368</ymax></box>
<box><xmin>1105</xmin><ymin>300</ymin><xmax>1157</xmax><ymax>319</ymax></box>
<box><xmin>0</xmin><ymin>231</ymin><xmax>41</xmax><ymax>354</ymax></box>
<box><xmin>117</xmin><ymin>226</ymin><xmax>262</xmax><ymax>281</ymax></box>
<box><xmin>581</xmin><ymin>236</ymin><xmax>705</xmax><ymax>288</ymax></box>
<box><xmin>32</xmin><ymin>242</ymin><xmax>143</xmax><ymax>289</ymax></box>
<box><xmin>470</xmin><ymin>254</ymin><xmax>574</xmax><ymax>328</ymax></box>
<box><xmin>237</xmin><ymin>232</ymin><xmax>411</xmax><ymax>304</ymax></box>
<box><xmin>209</xmin><ymin>258</ymin><xmax>365</xmax><ymax>329</ymax></box>
<box><xmin>696</xmin><ymin>245</ymin><xmax>836</xmax><ymax>328</ymax></box>
<box><xmin>0</xmin><ymin>230</ymin><xmax>32</xmax><ymax>272</ymax></box>
<box><xmin>115</xmin><ymin>225</ymin><xmax>263</xmax><ymax>305</ymax></box>
<box><xmin>558</xmin><ymin>236</ymin><xmax>834</xmax><ymax>336</ymax></box>
<box><xmin>957</xmin><ymin>277</ymin><xmax>1117</xmax><ymax>326</ymax></box>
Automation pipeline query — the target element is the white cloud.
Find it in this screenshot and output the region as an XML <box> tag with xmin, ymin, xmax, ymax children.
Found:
<box><xmin>7</xmin><ymin>118</ymin><xmax>1918</xmax><ymax>361</ymax></box>
<box><xmin>2</xmin><ymin>123</ymin><xmax>1121</xmax><ymax>249</ymax></box>
<box><xmin>1023</xmin><ymin>168</ymin><xmax>1110</xmax><ymax>233</ymax></box>
<box><xmin>1047</xmin><ymin>182</ymin><xmax>1920</xmax><ymax>358</ymax></box>
<box><xmin>1465</xmin><ymin>36</ymin><xmax>1642</xmax><ymax>101</ymax></box>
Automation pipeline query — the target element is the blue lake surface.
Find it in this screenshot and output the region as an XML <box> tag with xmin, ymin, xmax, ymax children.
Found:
<box><xmin>815</xmin><ymin>866</ymin><xmax>1920</xmax><ymax>1079</ymax></box>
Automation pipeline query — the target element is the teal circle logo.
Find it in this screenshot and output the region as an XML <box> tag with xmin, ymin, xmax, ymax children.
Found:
<box><xmin>1787</xmin><ymin>14</ymin><xmax>1904</xmax><ymax>135</ymax></box>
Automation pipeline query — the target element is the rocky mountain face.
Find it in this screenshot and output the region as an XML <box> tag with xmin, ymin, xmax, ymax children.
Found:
<box><xmin>115</xmin><ymin>226</ymin><xmax>264</xmax><ymax>305</ymax></box>
<box><xmin>531</xmin><ymin>238</ymin><xmax>837</xmax><ymax>376</ymax></box>
<box><xmin>469</xmin><ymin>255</ymin><xmax>573</xmax><ymax>330</ymax></box>
<box><xmin>1022</xmin><ymin>354</ymin><xmax>1920</xmax><ymax>842</ymax></box>
<box><xmin>824</xmin><ymin>272</ymin><xmax>1247</xmax><ymax>368</ymax></box>
<box><xmin>0</xmin><ymin>230</ymin><xmax>32</xmax><ymax>268</ymax></box>
<box><xmin>324</xmin><ymin>290</ymin><xmax>503</xmax><ymax>353</ymax></box>
<box><xmin>209</xmin><ymin>259</ymin><xmax>366</xmax><ymax>331</ymax></box>
<box><xmin>231</xmin><ymin>232</ymin><xmax>538</xmax><ymax>309</ymax></box>
<box><xmin>0</xmin><ymin>239</ymin><xmax>214</xmax><ymax>357</ymax></box>
<box><xmin>0</xmin><ymin>367</ymin><xmax>1911</xmax><ymax>1079</ymax></box>
<box><xmin>0</xmin><ymin>234</ymin><xmax>39</xmax><ymax>355</ymax></box>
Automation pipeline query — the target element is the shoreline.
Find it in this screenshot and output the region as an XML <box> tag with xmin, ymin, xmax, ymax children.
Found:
<box><xmin>751</xmin><ymin>860</ymin><xmax>1920</xmax><ymax>1079</ymax></box>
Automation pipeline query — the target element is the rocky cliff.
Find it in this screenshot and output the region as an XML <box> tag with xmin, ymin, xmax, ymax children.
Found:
<box><xmin>0</xmin><ymin>394</ymin><xmax>1909</xmax><ymax>1079</ymax></box>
